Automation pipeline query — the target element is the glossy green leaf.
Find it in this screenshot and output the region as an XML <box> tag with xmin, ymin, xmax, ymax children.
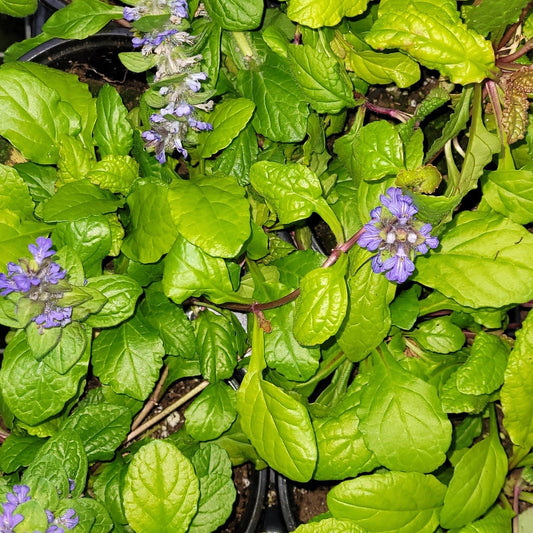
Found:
<box><xmin>366</xmin><ymin>0</ymin><xmax>495</xmax><ymax>84</ymax></box>
<box><xmin>294</xmin><ymin>254</ymin><xmax>348</xmax><ymax>346</ymax></box>
<box><xmin>92</xmin><ymin>314</ymin><xmax>165</xmax><ymax>401</ymax></box>
<box><xmin>168</xmin><ymin>175</ymin><xmax>250</xmax><ymax>258</ymax></box>
<box><xmin>483</xmin><ymin>167</ymin><xmax>533</xmax><ymax>225</ymax></box>
<box><xmin>93</xmin><ymin>84</ymin><xmax>133</xmax><ymax>158</ymax></box>
<box><xmin>0</xmin><ymin>434</ymin><xmax>45</xmax><ymax>473</ymax></box>
<box><xmin>52</xmin><ymin>215</ymin><xmax>112</xmax><ymax>277</ymax></box>
<box><xmin>439</xmin><ymin>369</ymin><xmax>492</xmax><ymax>415</ymax></box>
<box><xmin>140</xmin><ymin>285</ymin><xmax>196</xmax><ymax>358</ymax></box>
<box><xmin>287</xmin><ymin>44</ymin><xmax>355</xmax><ymax>114</ymax></box>
<box><xmin>440</xmin><ymin>417</ymin><xmax>508</xmax><ymax>529</ymax></box>
<box><xmin>188</xmin><ymin>444</ymin><xmax>236</xmax><ymax>533</ymax></box>
<box><xmin>451</xmin><ymin>504</ymin><xmax>514</xmax><ymax>533</ymax></box>
<box><xmin>501</xmin><ymin>311</ymin><xmax>533</xmax><ymax>450</ymax></box>
<box><xmin>236</xmin><ymin>369</ymin><xmax>317</xmax><ymax>482</ymax></box>
<box><xmin>162</xmin><ymin>234</ymin><xmax>244</xmax><ymax>305</ymax></box>
<box><xmin>92</xmin><ymin>458</ymin><xmax>128</xmax><ymax>526</ymax></box>
<box><xmin>414</xmin><ymin>211</ymin><xmax>533</xmax><ymax>308</ymax></box>
<box><xmin>194</xmin><ymin>310</ymin><xmax>243</xmax><ymax>382</ymax></box>
<box><xmin>409</xmin><ymin>317</ymin><xmax>465</xmax><ymax>354</ymax></box>
<box><xmin>455</xmin><ymin>332</ymin><xmax>509</xmax><ymax>396</ymax></box>
<box><xmin>185</xmin><ymin>382</ymin><xmax>237</xmax><ymax>440</ymax></box>
<box><xmin>237</xmin><ymin>54</ymin><xmax>308</xmax><ymax>142</ymax></box>
<box><xmin>357</xmin><ymin>347</ymin><xmax>452</xmax><ymax>472</ymax></box>
<box><xmin>0</xmin><ymin>164</ymin><xmax>34</xmax><ymax>220</ymax></box>
<box><xmin>87</xmin><ymin>155</ymin><xmax>138</xmax><ymax>196</ymax></box>
<box><xmin>197</xmin><ymin>98</ymin><xmax>255</xmax><ymax>159</ymax></box>
<box><xmin>67</xmin><ymin>497</ymin><xmax>113</xmax><ymax>533</ymax></box>
<box><xmin>354</xmin><ymin>120</ymin><xmax>405</xmax><ymax>182</ymax></box>
<box><xmin>294</xmin><ymin>518</ymin><xmax>365</xmax><ymax>533</ymax></box>
<box><xmin>42</xmin><ymin>0</ymin><xmax>123</xmax><ymax>39</ymax></box>
<box><xmin>123</xmin><ymin>440</ymin><xmax>199</xmax><ymax>533</ymax></box>
<box><xmin>0</xmin><ymin>0</ymin><xmax>36</xmax><ymax>16</ymax></box>
<box><xmin>41</xmin><ymin>180</ymin><xmax>123</xmax><ymax>222</ymax></box>
<box><xmin>118</xmin><ymin>51</ymin><xmax>158</xmax><ymax>73</ymax></box>
<box><xmin>203</xmin><ymin>0</ymin><xmax>263</xmax><ymax>30</ymax></box>
<box><xmin>287</xmin><ymin>0</ymin><xmax>368</xmax><ymax>28</ymax></box>
<box><xmin>0</xmin><ymin>331</ymin><xmax>89</xmax><ymax>425</ymax></box>
<box><xmin>60</xmin><ymin>403</ymin><xmax>131</xmax><ymax>462</ymax></box>
<box><xmin>337</xmin><ymin>255</ymin><xmax>396</xmax><ymax>362</ymax></box>
<box><xmin>85</xmin><ymin>275</ymin><xmax>142</xmax><ymax>328</ymax></box>
<box><xmin>122</xmin><ymin>182</ymin><xmax>179</xmax><ymax>264</ymax></box>
<box><xmin>43</xmin><ymin>322</ymin><xmax>88</xmax><ymax>374</ymax></box>
<box><xmin>328</xmin><ymin>471</ymin><xmax>447</xmax><ymax>533</ymax></box>
<box><xmin>0</xmin><ymin>64</ymin><xmax>78</xmax><ymax>164</ymax></box>
<box><xmin>464</xmin><ymin>0</ymin><xmax>528</xmax><ymax>36</ymax></box>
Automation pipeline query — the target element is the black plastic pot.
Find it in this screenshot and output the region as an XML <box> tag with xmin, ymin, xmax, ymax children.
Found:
<box><xmin>19</xmin><ymin>27</ymin><xmax>140</xmax><ymax>93</ymax></box>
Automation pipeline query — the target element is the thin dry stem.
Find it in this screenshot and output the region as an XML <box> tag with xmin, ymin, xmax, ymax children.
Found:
<box><xmin>131</xmin><ymin>365</ymin><xmax>169</xmax><ymax>431</ymax></box>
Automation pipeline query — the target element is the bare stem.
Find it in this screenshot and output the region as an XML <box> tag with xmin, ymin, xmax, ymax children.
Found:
<box><xmin>125</xmin><ymin>380</ymin><xmax>208</xmax><ymax>443</ymax></box>
<box><xmin>498</xmin><ymin>37</ymin><xmax>533</xmax><ymax>63</ymax></box>
<box><xmin>363</xmin><ymin>101</ymin><xmax>412</xmax><ymax>123</ymax></box>
<box><xmin>131</xmin><ymin>365</ymin><xmax>169</xmax><ymax>431</ymax></box>
<box><xmin>0</xmin><ymin>429</ymin><xmax>9</xmax><ymax>442</ymax></box>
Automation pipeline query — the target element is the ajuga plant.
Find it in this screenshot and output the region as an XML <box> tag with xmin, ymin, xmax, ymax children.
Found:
<box><xmin>3</xmin><ymin>0</ymin><xmax>533</xmax><ymax>532</ymax></box>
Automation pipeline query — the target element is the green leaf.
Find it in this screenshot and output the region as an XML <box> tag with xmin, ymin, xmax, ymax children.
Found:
<box><xmin>414</xmin><ymin>211</ymin><xmax>533</xmax><ymax>308</ymax></box>
<box><xmin>357</xmin><ymin>347</ymin><xmax>452</xmax><ymax>473</ymax></box>
<box><xmin>92</xmin><ymin>314</ymin><xmax>165</xmax><ymax>401</ymax></box>
<box><xmin>196</xmin><ymin>98</ymin><xmax>255</xmax><ymax>159</ymax></box>
<box><xmin>122</xmin><ymin>182</ymin><xmax>179</xmax><ymax>264</ymax></box>
<box><xmin>263</xmin><ymin>300</ymin><xmax>320</xmax><ymax>382</ymax></box>
<box><xmin>185</xmin><ymin>382</ymin><xmax>237</xmax><ymax>440</ymax></box>
<box><xmin>43</xmin><ymin>322</ymin><xmax>88</xmax><ymax>374</ymax></box>
<box><xmin>188</xmin><ymin>444</ymin><xmax>236</xmax><ymax>533</ymax></box>
<box><xmin>250</xmin><ymin>161</ymin><xmax>343</xmax><ymax>241</ymax></box>
<box><xmin>236</xmin><ymin>369</ymin><xmax>317</xmax><ymax>482</ymax></box>
<box><xmin>0</xmin><ymin>331</ymin><xmax>89</xmax><ymax>425</ymax></box>
<box><xmin>455</xmin><ymin>332</ymin><xmax>509</xmax><ymax>396</ymax></box>
<box><xmin>287</xmin><ymin>44</ymin><xmax>355</xmax><ymax>114</ymax></box>
<box><xmin>237</xmin><ymin>54</ymin><xmax>308</xmax><ymax>143</ymax></box>
<box><xmin>123</xmin><ymin>440</ymin><xmax>199</xmax><ymax>533</ymax></box>
<box><xmin>52</xmin><ymin>215</ymin><xmax>112</xmax><ymax>277</ymax></box>
<box><xmin>0</xmin><ymin>164</ymin><xmax>34</xmax><ymax>220</ymax></box>
<box><xmin>354</xmin><ymin>120</ymin><xmax>405</xmax><ymax>182</ymax></box>
<box><xmin>168</xmin><ymin>175</ymin><xmax>250</xmax><ymax>258</ymax></box>
<box><xmin>42</xmin><ymin>0</ymin><xmax>123</xmax><ymax>39</ymax></box>
<box><xmin>14</xmin><ymin>162</ymin><xmax>56</xmax><ymax>203</ymax></box>
<box><xmin>328</xmin><ymin>471</ymin><xmax>447</xmax><ymax>533</ymax></box>
<box><xmin>87</xmin><ymin>155</ymin><xmax>138</xmax><ymax>196</ymax></box>
<box><xmin>409</xmin><ymin>317</ymin><xmax>465</xmax><ymax>354</ymax></box>
<box><xmin>501</xmin><ymin>311</ymin><xmax>533</xmax><ymax>450</ymax></box>
<box><xmin>140</xmin><ymin>285</ymin><xmax>196</xmax><ymax>358</ymax></box>
<box><xmin>56</xmin><ymin>135</ymin><xmax>95</xmax><ymax>187</ymax></box>
<box><xmin>0</xmin><ymin>434</ymin><xmax>45</xmax><ymax>473</ymax></box>
<box><xmin>162</xmin><ymin>234</ymin><xmax>241</xmax><ymax>305</ymax></box>
<box><xmin>41</xmin><ymin>180</ymin><xmax>123</xmax><ymax>222</ymax></box>
<box><xmin>93</xmin><ymin>84</ymin><xmax>133</xmax><ymax>158</ymax></box>
<box><xmin>203</xmin><ymin>0</ymin><xmax>263</xmax><ymax>30</ymax></box>
<box><xmin>440</xmin><ymin>414</ymin><xmax>508</xmax><ymax>529</ymax></box>
<box><xmin>293</xmin><ymin>254</ymin><xmax>348</xmax><ymax>346</ymax></box>
<box><xmin>212</xmin><ymin>123</ymin><xmax>258</xmax><ymax>185</ymax></box>
<box><xmin>92</xmin><ymin>458</ymin><xmax>128</xmax><ymax>526</ymax></box>
<box><xmin>464</xmin><ymin>0</ymin><xmax>528</xmax><ymax>36</ymax></box>
<box><xmin>61</xmin><ymin>403</ymin><xmax>131</xmax><ymax>462</ymax></box>
<box><xmin>452</xmin><ymin>505</ymin><xmax>514</xmax><ymax>533</ymax></box>
<box><xmin>194</xmin><ymin>310</ymin><xmax>243</xmax><ymax>382</ymax></box>
<box><xmin>118</xmin><ymin>52</ymin><xmax>158</xmax><ymax>73</ymax></box>
<box><xmin>85</xmin><ymin>275</ymin><xmax>142</xmax><ymax>328</ymax></box>
<box><xmin>0</xmin><ymin>0</ymin><xmax>36</xmax><ymax>16</ymax></box>
<box><xmin>294</xmin><ymin>518</ymin><xmax>365</xmax><ymax>533</ymax></box>
<box><xmin>0</xmin><ymin>64</ymin><xmax>78</xmax><ymax>164</ymax></box>
<box><xmin>390</xmin><ymin>285</ymin><xmax>420</xmax><ymax>330</ymax></box>
<box><xmin>67</xmin><ymin>497</ymin><xmax>113</xmax><ymax>533</ymax></box>
<box><xmin>439</xmin><ymin>369</ymin><xmax>492</xmax><ymax>415</ymax></box>
<box><xmin>366</xmin><ymin>0</ymin><xmax>495</xmax><ymax>84</ymax></box>
<box><xmin>337</xmin><ymin>255</ymin><xmax>396</xmax><ymax>362</ymax></box>
<box><xmin>482</xmin><ymin>166</ymin><xmax>533</xmax><ymax>225</ymax></box>
<box><xmin>287</xmin><ymin>0</ymin><xmax>368</xmax><ymax>28</ymax></box>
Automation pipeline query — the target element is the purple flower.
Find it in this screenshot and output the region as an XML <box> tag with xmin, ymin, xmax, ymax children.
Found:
<box><xmin>34</xmin><ymin>305</ymin><xmax>72</xmax><ymax>329</ymax></box>
<box><xmin>6</xmin><ymin>485</ymin><xmax>31</xmax><ymax>506</ymax></box>
<box><xmin>188</xmin><ymin>118</ymin><xmax>213</xmax><ymax>131</ymax></box>
<box><xmin>42</xmin><ymin>262</ymin><xmax>67</xmax><ymax>285</ymax></box>
<box><xmin>170</xmin><ymin>0</ymin><xmax>188</xmax><ymax>18</ymax></box>
<box><xmin>123</xmin><ymin>6</ymin><xmax>140</xmax><ymax>21</ymax></box>
<box><xmin>28</xmin><ymin>237</ymin><xmax>56</xmax><ymax>265</ymax></box>
<box><xmin>0</xmin><ymin>501</ymin><xmax>24</xmax><ymax>532</ymax></box>
<box><xmin>358</xmin><ymin>187</ymin><xmax>439</xmax><ymax>284</ymax></box>
<box><xmin>0</xmin><ymin>273</ymin><xmax>19</xmax><ymax>296</ymax></box>
<box><xmin>185</xmin><ymin>72</ymin><xmax>208</xmax><ymax>92</ymax></box>
<box><xmin>174</xmin><ymin>102</ymin><xmax>194</xmax><ymax>117</ymax></box>
<box><xmin>56</xmin><ymin>509</ymin><xmax>79</xmax><ymax>530</ymax></box>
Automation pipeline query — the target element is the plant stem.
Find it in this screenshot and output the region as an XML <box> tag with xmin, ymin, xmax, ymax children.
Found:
<box><xmin>125</xmin><ymin>380</ymin><xmax>208</xmax><ymax>443</ymax></box>
<box><xmin>498</xmin><ymin>37</ymin><xmax>533</xmax><ymax>63</ymax></box>
<box><xmin>294</xmin><ymin>350</ymin><xmax>347</xmax><ymax>392</ymax></box>
<box><xmin>131</xmin><ymin>365</ymin><xmax>169</xmax><ymax>431</ymax></box>
<box><xmin>233</xmin><ymin>32</ymin><xmax>254</xmax><ymax>59</ymax></box>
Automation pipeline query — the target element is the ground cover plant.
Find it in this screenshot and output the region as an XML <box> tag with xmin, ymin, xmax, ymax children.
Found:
<box><xmin>1</xmin><ymin>0</ymin><xmax>533</xmax><ymax>531</ymax></box>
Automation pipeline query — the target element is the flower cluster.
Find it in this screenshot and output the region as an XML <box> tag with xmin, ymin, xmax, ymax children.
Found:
<box><xmin>1</xmin><ymin>485</ymin><xmax>78</xmax><ymax>533</ymax></box>
<box><xmin>358</xmin><ymin>187</ymin><xmax>439</xmax><ymax>283</ymax></box>
<box><xmin>0</xmin><ymin>237</ymin><xmax>72</xmax><ymax>330</ymax></box>
<box><xmin>124</xmin><ymin>0</ymin><xmax>213</xmax><ymax>163</ymax></box>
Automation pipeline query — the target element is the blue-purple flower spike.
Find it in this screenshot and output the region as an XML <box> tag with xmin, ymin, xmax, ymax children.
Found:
<box><xmin>358</xmin><ymin>187</ymin><xmax>439</xmax><ymax>283</ymax></box>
